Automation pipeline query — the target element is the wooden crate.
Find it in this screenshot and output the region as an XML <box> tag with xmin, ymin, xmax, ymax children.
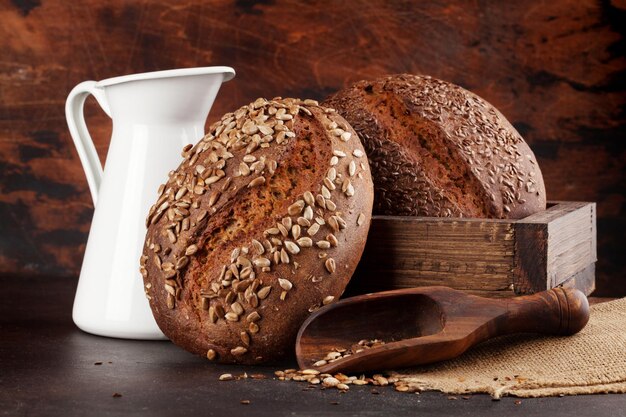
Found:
<box><xmin>348</xmin><ymin>202</ymin><xmax>596</xmax><ymax>298</ymax></box>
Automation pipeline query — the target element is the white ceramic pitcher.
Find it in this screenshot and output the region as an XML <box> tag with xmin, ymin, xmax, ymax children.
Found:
<box><xmin>66</xmin><ymin>67</ymin><xmax>235</xmax><ymax>339</ymax></box>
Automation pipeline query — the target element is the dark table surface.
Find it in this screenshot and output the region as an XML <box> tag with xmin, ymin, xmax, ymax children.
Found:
<box><xmin>1</xmin><ymin>275</ymin><xmax>624</xmax><ymax>417</ymax></box>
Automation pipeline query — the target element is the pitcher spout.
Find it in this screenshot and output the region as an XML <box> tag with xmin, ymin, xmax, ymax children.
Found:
<box><xmin>98</xmin><ymin>67</ymin><xmax>235</xmax><ymax>124</ymax></box>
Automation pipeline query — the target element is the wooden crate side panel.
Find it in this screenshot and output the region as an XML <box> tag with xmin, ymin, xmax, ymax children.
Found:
<box><xmin>353</xmin><ymin>217</ymin><xmax>515</xmax><ymax>294</ymax></box>
<box><xmin>558</xmin><ymin>264</ymin><xmax>596</xmax><ymax>296</ymax></box>
<box><xmin>546</xmin><ymin>202</ymin><xmax>597</xmax><ymax>286</ymax></box>
<box><xmin>513</xmin><ymin>222</ymin><xmax>549</xmax><ymax>294</ymax></box>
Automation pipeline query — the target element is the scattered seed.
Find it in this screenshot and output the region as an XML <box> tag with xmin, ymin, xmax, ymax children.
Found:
<box><xmin>207</xmin><ymin>349</ymin><xmax>217</xmax><ymax>361</ymax></box>
<box><xmin>307</xmin><ymin>223</ymin><xmax>320</xmax><ymax>236</ymax></box>
<box><xmin>325</xmin><ymin>258</ymin><xmax>336</xmax><ymax>273</ymax></box>
<box><xmin>247</xmin><ymin>311</ymin><xmax>261</xmax><ymax>322</ymax></box>
<box><xmin>241</xmin><ymin>331</ymin><xmax>250</xmax><ymax>346</ymax></box>
<box><xmin>253</xmin><ymin>257</ymin><xmax>271</xmax><ymax>268</ymax></box>
<box><xmin>296</xmin><ymin>237</ymin><xmax>313</xmax><ymax>247</ymax></box>
<box><xmin>185</xmin><ymin>244</ymin><xmax>198</xmax><ymax>256</ymax></box>
<box><xmin>278</xmin><ymin>278</ymin><xmax>293</xmax><ymax>291</ymax></box>
<box><xmin>219</xmin><ymin>373</ymin><xmax>234</xmax><ymax>381</ymax></box>
<box><xmin>248</xmin><ymin>176</ymin><xmax>266</xmax><ymax>187</ymax></box>
<box><xmin>265</xmin><ymin>227</ymin><xmax>280</xmax><ymax>235</ymax></box>
<box><xmin>316</xmin><ymin>240</ymin><xmax>331</xmax><ymax>249</ymax></box>
<box><xmin>323</xmin><ymin>377</ymin><xmax>340</xmax><ymax>387</ymax></box>
<box><xmin>303</xmin><ymin>191</ymin><xmax>315</xmax><ymax>206</ymax></box>
<box><xmin>284</xmin><ymin>241</ymin><xmax>300</xmax><ymax>255</ymax></box>
<box><xmin>225</xmin><ymin>312</ymin><xmax>239</xmax><ymax>322</ymax></box>
<box><xmin>209</xmin><ymin>306</ymin><xmax>218</xmax><ymax>323</ymax></box>
<box><xmin>277</xmin><ymin>223</ymin><xmax>289</xmax><ymax>237</ymax></box>
<box><xmin>251</xmin><ymin>239</ymin><xmax>265</xmax><ymax>255</ymax></box>
<box><xmin>327</xmin><ymin>167</ymin><xmax>337</xmax><ymax>181</ymax></box>
<box><xmin>231</xmin><ymin>301</ymin><xmax>244</xmax><ymax>315</ymax></box>
<box><xmin>280</xmin><ymin>248</ymin><xmax>290</xmax><ymax>264</ymax></box>
<box><xmin>357</xmin><ymin>213</ymin><xmax>366</xmax><ymax>226</ymax></box>
<box><xmin>374</xmin><ymin>376</ymin><xmax>389</xmax><ymax>386</ymax></box>
<box><xmin>303</xmin><ymin>206</ymin><xmax>314</xmax><ymax>220</ymax></box>
<box><xmin>208</xmin><ymin>190</ymin><xmax>221</xmax><ymax>207</ymax></box>
<box><xmin>328</xmin><ymin>216</ymin><xmax>339</xmax><ymax>232</ymax></box>
<box><xmin>231</xmin><ymin>346</ymin><xmax>248</xmax><ymax>356</ymax></box>
<box><xmin>288</xmin><ymin>200</ymin><xmax>305</xmax><ymax>215</ymax></box>
<box><xmin>291</xmin><ymin>224</ymin><xmax>301</xmax><ymax>240</ymax></box>
<box><xmin>324</xmin><ymin>177</ymin><xmax>336</xmax><ymax>191</ymax></box>
<box><xmin>257</xmin><ymin>286</ymin><xmax>272</xmax><ymax>299</ymax></box>
<box><xmin>323</xmin><ymin>295</ymin><xmax>335</xmax><ymax>305</ymax></box>
<box><xmin>321</xmin><ymin>185</ymin><xmax>331</xmax><ymax>199</ymax></box>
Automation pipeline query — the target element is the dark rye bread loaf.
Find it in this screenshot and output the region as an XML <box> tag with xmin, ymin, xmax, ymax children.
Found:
<box><xmin>323</xmin><ymin>74</ymin><xmax>546</xmax><ymax>219</ymax></box>
<box><xmin>140</xmin><ymin>98</ymin><xmax>374</xmax><ymax>364</ymax></box>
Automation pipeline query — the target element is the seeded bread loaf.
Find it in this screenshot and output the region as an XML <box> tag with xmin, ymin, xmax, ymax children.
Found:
<box><xmin>323</xmin><ymin>74</ymin><xmax>546</xmax><ymax>219</ymax></box>
<box><xmin>140</xmin><ymin>98</ymin><xmax>374</xmax><ymax>364</ymax></box>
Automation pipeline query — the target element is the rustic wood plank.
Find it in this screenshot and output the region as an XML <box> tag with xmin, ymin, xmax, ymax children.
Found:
<box><xmin>559</xmin><ymin>264</ymin><xmax>596</xmax><ymax>296</ymax></box>
<box><xmin>350</xmin><ymin>202</ymin><xmax>596</xmax><ymax>298</ymax></box>
<box><xmin>351</xmin><ymin>216</ymin><xmax>515</xmax><ymax>296</ymax></box>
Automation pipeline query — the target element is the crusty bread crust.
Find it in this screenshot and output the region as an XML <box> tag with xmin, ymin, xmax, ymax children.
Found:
<box><xmin>140</xmin><ymin>98</ymin><xmax>374</xmax><ymax>364</ymax></box>
<box><xmin>324</xmin><ymin>74</ymin><xmax>546</xmax><ymax>219</ymax></box>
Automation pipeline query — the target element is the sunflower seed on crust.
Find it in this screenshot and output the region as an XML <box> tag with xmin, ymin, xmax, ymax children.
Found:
<box><xmin>307</xmin><ymin>223</ymin><xmax>320</xmax><ymax>236</ymax></box>
<box><xmin>278</xmin><ymin>278</ymin><xmax>293</xmax><ymax>291</ymax></box>
<box><xmin>257</xmin><ymin>286</ymin><xmax>272</xmax><ymax>299</ymax></box>
<box><xmin>241</xmin><ymin>331</ymin><xmax>250</xmax><ymax>346</ymax></box>
<box><xmin>323</xmin><ymin>295</ymin><xmax>335</xmax><ymax>305</ymax></box>
<box><xmin>225</xmin><ymin>312</ymin><xmax>239</xmax><ymax>322</ymax></box>
<box><xmin>325</xmin><ymin>258</ymin><xmax>336</xmax><ymax>273</ymax></box>
<box><xmin>296</xmin><ymin>237</ymin><xmax>313</xmax><ymax>247</ymax></box>
<box><xmin>280</xmin><ymin>248</ymin><xmax>290</xmax><ymax>264</ymax></box>
<box><xmin>247</xmin><ymin>311</ymin><xmax>261</xmax><ymax>322</ymax></box>
<box><xmin>303</xmin><ymin>191</ymin><xmax>315</xmax><ymax>206</ymax></box>
<box><xmin>284</xmin><ymin>241</ymin><xmax>300</xmax><ymax>255</ymax></box>
<box><xmin>316</xmin><ymin>240</ymin><xmax>331</xmax><ymax>249</ymax></box>
<box><xmin>288</xmin><ymin>200</ymin><xmax>305</xmax><ymax>215</ymax></box>
<box><xmin>248</xmin><ymin>176</ymin><xmax>266</xmax><ymax>188</ymax></box>
<box><xmin>231</xmin><ymin>346</ymin><xmax>248</xmax><ymax>356</ymax></box>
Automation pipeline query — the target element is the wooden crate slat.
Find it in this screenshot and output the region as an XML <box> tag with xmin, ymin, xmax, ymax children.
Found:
<box><xmin>351</xmin><ymin>201</ymin><xmax>596</xmax><ymax>298</ymax></box>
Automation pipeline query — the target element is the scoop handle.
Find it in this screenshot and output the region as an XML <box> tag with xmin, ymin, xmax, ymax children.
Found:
<box><xmin>501</xmin><ymin>287</ymin><xmax>590</xmax><ymax>336</ymax></box>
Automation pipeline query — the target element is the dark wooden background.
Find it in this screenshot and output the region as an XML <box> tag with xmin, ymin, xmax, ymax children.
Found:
<box><xmin>0</xmin><ymin>0</ymin><xmax>624</xmax><ymax>296</ymax></box>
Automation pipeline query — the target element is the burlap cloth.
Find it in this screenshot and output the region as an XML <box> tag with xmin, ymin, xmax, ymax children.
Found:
<box><xmin>391</xmin><ymin>297</ymin><xmax>626</xmax><ymax>398</ymax></box>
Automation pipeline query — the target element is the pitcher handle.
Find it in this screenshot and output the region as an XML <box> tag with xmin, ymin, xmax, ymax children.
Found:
<box><xmin>65</xmin><ymin>81</ymin><xmax>112</xmax><ymax>206</ymax></box>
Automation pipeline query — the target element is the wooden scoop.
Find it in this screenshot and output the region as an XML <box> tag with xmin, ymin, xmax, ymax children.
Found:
<box><xmin>296</xmin><ymin>286</ymin><xmax>589</xmax><ymax>374</ymax></box>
